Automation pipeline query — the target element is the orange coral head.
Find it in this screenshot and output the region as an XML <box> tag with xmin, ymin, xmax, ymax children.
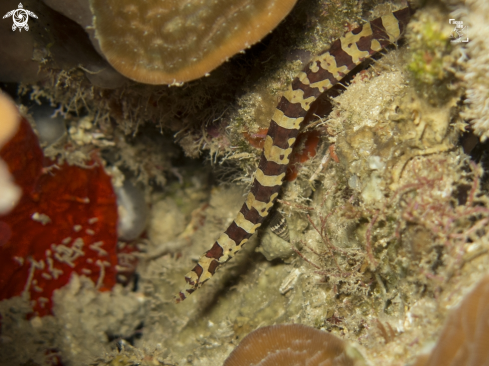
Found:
<box><xmin>224</xmin><ymin>324</ymin><xmax>360</xmax><ymax>366</ymax></box>
<box><xmin>90</xmin><ymin>0</ymin><xmax>298</xmax><ymax>84</ymax></box>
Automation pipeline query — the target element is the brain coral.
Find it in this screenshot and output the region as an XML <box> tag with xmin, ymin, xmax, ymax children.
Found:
<box><xmin>224</xmin><ymin>324</ymin><xmax>360</xmax><ymax>366</ymax></box>
<box><xmin>89</xmin><ymin>0</ymin><xmax>298</xmax><ymax>84</ymax></box>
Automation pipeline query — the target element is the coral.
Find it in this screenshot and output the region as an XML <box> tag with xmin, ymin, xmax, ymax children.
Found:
<box><xmin>0</xmin><ymin>296</ymin><xmax>62</xmax><ymax>366</ymax></box>
<box><xmin>0</xmin><ymin>92</ymin><xmax>21</xmax><ymax>214</ymax></box>
<box><xmin>90</xmin><ymin>344</ymin><xmax>170</xmax><ymax>366</ymax></box>
<box><xmin>51</xmin><ymin>275</ymin><xmax>146</xmax><ymax>366</ymax></box>
<box><xmin>0</xmin><ymin>275</ymin><xmax>147</xmax><ymax>366</ymax></box>
<box><xmin>0</xmin><ymin>114</ymin><xmax>119</xmax><ymax>316</ymax></box>
<box><xmin>223</xmin><ymin>323</ymin><xmax>363</xmax><ymax>366</ymax></box>
<box><xmin>13</xmin><ymin>0</ymin><xmax>365</xmax><ymax>167</ymax></box>
<box><xmin>413</xmin><ymin>275</ymin><xmax>489</xmax><ymax>366</ymax></box>
<box><xmin>90</xmin><ymin>0</ymin><xmax>299</xmax><ymax>84</ymax></box>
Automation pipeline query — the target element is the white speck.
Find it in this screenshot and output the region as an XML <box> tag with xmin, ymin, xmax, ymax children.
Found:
<box><xmin>368</xmin><ymin>156</ymin><xmax>385</xmax><ymax>170</ymax></box>
<box><xmin>95</xmin><ymin>259</ymin><xmax>110</xmax><ymax>289</ymax></box>
<box><xmin>33</xmin><ymin>285</ymin><xmax>43</xmax><ymax>293</ymax></box>
<box><xmin>89</xmin><ymin>241</ymin><xmax>108</xmax><ymax>256</ymax></box>
<box><xmin>46</xmin><ymin>255</ymin><xmax>63</xmax><ymax>279</ymax></box>
<box><xmin>52</xmin><ymin>238</ymin><xmax>85</xmax><ymax>268</ymax></box>
<box><xmin>31</xmin><ymin>212</ymin><xmax>51</xmax><ymax>225</ymax></box>
<box><xmin>348</xmin><ymin>175</ymin><xmax>360</xmax><ymax>190</ymax></box>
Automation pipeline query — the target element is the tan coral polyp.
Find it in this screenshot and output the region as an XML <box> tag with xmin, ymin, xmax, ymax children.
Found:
<box><xmin>90</xmin><ymin>0</ymin><xmax>298</xmax><ymax>85</ymax></box>
<box><xmin>224</xmin><ymin>324</ymin><xmax>357</xmax><ymax>366</ymax></box>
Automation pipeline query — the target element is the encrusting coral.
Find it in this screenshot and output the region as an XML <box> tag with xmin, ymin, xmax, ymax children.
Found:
<box><xmin>90</xmin><ymin>0</ymin><xmax>299</xmax><ymax>84</ymax></box>
<box><xmin>223</xmin><ymin>324</ymin><xmax>362</xmax><ymax>366</ymax></box>
<box><xmin>412</xmin><ymin>275</ymin><xmax>489</xmax><ymax>366</ymax></box>
<box><xmin>225</xmin><ymin>272</ymin><xmax>489</xmax><ymax>366</ymax></box>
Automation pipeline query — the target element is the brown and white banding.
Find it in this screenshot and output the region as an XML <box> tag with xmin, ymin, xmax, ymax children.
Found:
<box><xmin>269</xmin><ymin>211</ymin><xmax>290</xmax><ymax>242</ymax></box>
<box><xmin>176</xmin><ymin>7</ymin><xmax>411</xmax><ymax>302</ymax></box>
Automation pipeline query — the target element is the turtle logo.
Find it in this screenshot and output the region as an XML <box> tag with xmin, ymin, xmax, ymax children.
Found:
<box><xmin>3</xmin><ymin>3</ymin><xmax>38</xmax><ymax>32</ymax></box>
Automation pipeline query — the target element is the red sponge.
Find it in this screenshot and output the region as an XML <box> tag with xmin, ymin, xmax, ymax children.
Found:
<box><xmin>0</xmin><ymin>116</ymin><xmax>118</xmax><ymax>317</ymax></box>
